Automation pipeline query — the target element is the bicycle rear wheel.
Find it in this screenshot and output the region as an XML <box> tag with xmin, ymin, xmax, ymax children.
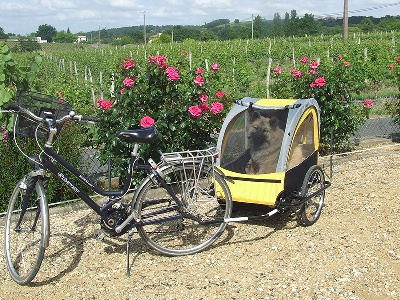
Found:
<box><xmin>135</xmin><ymin>165</ymin><xmax>232</xmax><ymax>256</ymax></box>
<box><xmin>4</xmin><ymin>177</ymin><xmax>49</xmax><ymax>285</ymax></box>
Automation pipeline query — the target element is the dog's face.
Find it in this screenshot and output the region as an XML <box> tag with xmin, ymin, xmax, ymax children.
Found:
<box><xmin>247</xmin><ymin>115</ymin><xmax>282</xmax><ymax>151</ymax></box>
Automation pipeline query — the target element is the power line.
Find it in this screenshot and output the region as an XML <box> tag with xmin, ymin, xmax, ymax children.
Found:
<box><xmin>315</xmin><ymin>1</ymin><xmax>400</xmax><ymax>18</ymax></box>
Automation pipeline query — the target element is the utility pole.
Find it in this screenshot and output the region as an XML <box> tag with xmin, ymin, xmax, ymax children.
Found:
<box><xmin>142</xmin><ymin>11</ymin><xmax>146</xmax><ymax>44</ymax></box>
<box><xmin>251</xmin><ymin>14</ymin><xmax>254</xmax><ymax>41</ymax></box>
<box><xmin>343</xmin><ymin>0</ymin><xmax>348</xmax><ymax>41</ymax></box>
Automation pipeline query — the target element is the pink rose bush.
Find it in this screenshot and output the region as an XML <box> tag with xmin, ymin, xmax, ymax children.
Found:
<box><xmin>96</xmin><ymin>54</ymin><xmax>230</xmax><ymax>176</ymax></box>
<box><xmin>387</xmin><ymin>57</ymin><xmax>400</xmax><ymax>125</ymax></box>
<box><xmin>271</xmin><ymin>54</ymin><xmax>367</xmax><ymax>153</ymax></box>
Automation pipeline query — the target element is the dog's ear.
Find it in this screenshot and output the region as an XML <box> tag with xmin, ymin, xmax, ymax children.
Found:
<box><xmin>248</xmin><ymin>109</ymin><xmax>261</xmax><ymax>122</ymax></box>
<box><xmin>269</xmin><ymin>116</ymin><xmax>280</xmax><ymax>129</ymax></box>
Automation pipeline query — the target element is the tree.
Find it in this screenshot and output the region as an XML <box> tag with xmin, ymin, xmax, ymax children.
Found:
<box><xmin>131</xmin><ymin>30</ymin><xmax>144</xmax><ymax>44</ymax></box>
<box><xmin>16</xmin><ymin>39</ymin><xmax>41</xmax><ymax>52</ymax></box>
<box><xmin>36</xmin><ymin>24</ymin><xmax>57</xmax><ymax>42</ymax></box>
<box><xmin>272</xmin><ymin>13</ymin><xmax>283</xmax><ymax>36</ymax></box>
<box><xmin>359</xmin><ymin>18</ymin><xmax>375</xmax><ymax>32</ymax></box>
<box><xmin>253</xmin><ymin>15</ymin><xmax>264</xmax><ymax>38</ymax></box>
<box><xmin>0</xmin><ymin>27</ymin><xmax>8</xmax><ymax>39</ymax></box>
<box><xmin>200</xmin><ymin>30</ymin><xmax>217</xmax><ymax>41</ymax></box>
<box><xmin>151</xmin><ymin>33</ymin><xmax>172</xmax><ymax>44</ymax></box>
<box><xmin>298</xmin><ymin>13</ymin><xmax>320</xmax><ymax>36</ymax></box>
<box><xmin>377</xmin><ymin>17</ymin><xmax>400</xmax><ymax>31</ymax></box>
<box><xmin>53</xmin><ymin>30</ymin><xmax>77</xmax><ymax>43</ymax></box>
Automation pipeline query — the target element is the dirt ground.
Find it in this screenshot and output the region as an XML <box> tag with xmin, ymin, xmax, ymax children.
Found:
<box><xmin>1</xmin><ymin>142</ymin><xmax>399</xmax><ymax>300</ymax></box>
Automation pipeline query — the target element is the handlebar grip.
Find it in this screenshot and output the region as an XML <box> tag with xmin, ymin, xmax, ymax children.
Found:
<box><xmin>3</xmin><ymin>104</ymin><xmax>21</xmax><ymax>111</ymax></box>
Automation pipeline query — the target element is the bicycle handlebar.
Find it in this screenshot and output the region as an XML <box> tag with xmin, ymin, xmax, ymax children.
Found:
<box><xmin>3</xmin><ymin>104</ymin><xmax>102</xmax><ymax>124</ymax></box>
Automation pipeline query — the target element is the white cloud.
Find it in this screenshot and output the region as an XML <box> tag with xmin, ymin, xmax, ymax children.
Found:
<box><xmin>2</xmin><ymin>0</ymin><xmax>399</xmax><ymax>35</ymax></box>
<box><xmin>190</xmin><ymin>8</ymin><xmax>209</xmax><ymax>16</ymax></box>
<box><xmin>39</xmin><ymin>0</ymin><xmax>76</xmax><ymax>9</ymax></box>
<box><xmin>107</xmin><ymin>0</ymin><xmax>142</xmax><ymax>9</ymax></box>
<box><xmin>194</xmin><ymin>0</ymin><xmax>232</xmax><ymax>9</ymax></box>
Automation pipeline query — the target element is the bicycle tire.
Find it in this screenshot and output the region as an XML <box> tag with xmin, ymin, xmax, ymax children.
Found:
<box><xmin>4</xmin><ymin>177</ymin><xmax>50</xmax><ymax>285</ymax></box>
<box><xmin>298</xmin><ymin>165</ymin><xmax>325</xmax><ymax>226</ymax></box>
<box><xmin>135</xmin><ymin>164</ymin><xmax>232</xmax><ymax>256</ymax></box>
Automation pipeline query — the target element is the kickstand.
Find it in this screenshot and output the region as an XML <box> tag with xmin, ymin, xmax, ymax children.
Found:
<box><xmin>126</xmin><ymin>230</ymin><xmax>134</xmax><ymax>277</ymax></box>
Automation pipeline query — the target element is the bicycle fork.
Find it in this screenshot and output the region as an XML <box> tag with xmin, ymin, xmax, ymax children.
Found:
<box><xmin>17</xmin><ymin>172</ymin><xmax>51</xmax><ymax>249</ymax></box>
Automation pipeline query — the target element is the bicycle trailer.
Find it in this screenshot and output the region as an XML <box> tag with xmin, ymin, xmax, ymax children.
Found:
<box><xmin>216</xmin><ymin>97</ymin><xmax>330</xmax><ymax>225</ymax></box>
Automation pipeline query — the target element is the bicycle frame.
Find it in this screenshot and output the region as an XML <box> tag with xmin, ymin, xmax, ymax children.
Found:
<box><xmin>14</xmin><ymin>111</ymin><xmax>198</xmax><ymax>235</ymax></box>
<box><xmin>38</xmin><ymin>141</ymin><xmax>191</xmax><ymax>233</ymax></box>
<box><xmin>39</xmin><ymin>146</ymin><xmax>138</xmax><ymax>220</ymax></box>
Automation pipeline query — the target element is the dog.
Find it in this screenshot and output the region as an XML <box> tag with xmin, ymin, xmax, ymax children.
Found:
<box><xmin>245</xmin><ymin>113</ymin><xmax>284</xmax><ymax>174</ymax></box>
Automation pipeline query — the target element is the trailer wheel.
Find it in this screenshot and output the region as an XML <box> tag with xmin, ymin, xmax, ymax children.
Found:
<box><xmin>298</xmin><ymin>165</ymin><xmax>325</xmax><ymax>226</ymax></box>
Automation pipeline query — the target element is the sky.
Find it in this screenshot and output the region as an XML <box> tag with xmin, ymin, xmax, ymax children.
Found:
<box><xmin>1</xmin><ymin>0</ymin><xmax>400</xmax><ymax>35</ymax></box>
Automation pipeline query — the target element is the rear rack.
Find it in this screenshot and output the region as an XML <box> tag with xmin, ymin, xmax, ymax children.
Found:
<box><xmin>161</xmin><ymin>147</ymin><xmax>219</xmax><ymax>166</ymax></box>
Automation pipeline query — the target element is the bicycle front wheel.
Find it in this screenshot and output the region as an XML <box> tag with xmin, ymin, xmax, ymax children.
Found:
<box><xmin>4</xmin><ymin>177</ymin><xmax>49</xmax><ymax>285</ymax></box>
<box><xmin>135</xmin><ymin>165</ymin><xmax>232</xmax><ymax>256</ymax></box>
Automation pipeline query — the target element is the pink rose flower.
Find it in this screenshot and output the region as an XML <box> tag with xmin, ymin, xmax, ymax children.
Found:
<box><xmin>293</xmin><ymin>70</ymin><xmax>302</xmax><ymax>78</ymax></box>
<box><xmin>300</xmin><ymin>57</ymin><xmax>309</xmax><ymax>63</ymax></box>
<box><xmin>123</xmin><ymin>60</ymin><xmax>135</xmax><ymax>69</ymax></box>
<box><xmin>215</xmin><ymin>91</ymin><xmax>225</xmax><ymax>99</ymax></box>
<box><xmin>343</xmin><ymin>61</ymin><xmax>349</xmax><ymax>67</ymax></box>
<box><xmin>389</xmin><ymin>64</ymin><xmax>394</xmax><ymax>70</ymax></box>
<box><xmin>199</xmin><ymin>93</ymin><xmax>209</xmax><ymax>102</ymax></box>
<box><xmin>199</xmin><ymin>103</ymin><xmax>209</xmax><ymax>112</ymax></box>
<box><xmin>156</xmin><ymin>56</ymin><xmax>167</xmax><ymax>68</ymax></box>
<box><xmin>310</xmin><ymin>83</ymin><xmax>316</xmax><ymax>88</ymax></box>
<box><xmin>364</xmin><ymin>99</ymin><xmax>373</xmax><ymax>108</ymax></box>
<box><xmin>338</xmin><ymin>55</ymin><xmax>343</xmax><ymax>61</ymax></box>
<box><xmin>210</xmin><ymin>102</ymin><xmax>224</xmax><ymax>115</ymax></box>
<box><xmin>97</xmin><ymin>98</ymin><xmax>113</xmax><ymax>110</ymax></box>
<box><xmin>274</xmin><ymin>67</ymin><xmax>282</xmax><ymax>74</ymax></box>
<box><xmin>314</xmin><ymin>77</ymin><xmax>326</xmax><ymax>87</ymax></box>
<box><xmin>211</xmin><ymin>63</ymin><xmax>219</xmax><ymax>71</ymax></box>
<box><xmin>123</xmin><ymin>77</ymin><xmax>135</xmax><ymax>87</ymax></box>
<box><xmin>166</xmin><ymin>67</ymin><xmax>180</xmax><ymax>81</ymax></box>
<box><xmin>310</xmin><ymin>61</ymin><xmax>319</xmax><ymax>69</ymax></box>
<box><xmin>140</xmin><ymin>116</ymin><xmax>155</xmax><ymax>128</ymax></box>
<box><xmin>309</xmin><ymin>69</ymin><xmax>316</xmax><ymax>75</ymax></box>
<box><xmin>397</xmin><ymin>57</ymin><xmax>400</xmax><ymax>63</ymax></box>
<box><xmin>120</xmin><ymin>88</ymin><xmax>126</xmax><ymax>94</ymax></box>
<box><xmin>194</xmin><ymin>75</ymin><xmax>204</xmax><ymax>86</ymax></box>
<box><xmin>196</xmin><ymin>67</ymin><xmax>203</xmax><ymax>75</ymax></box>
<box><xmin>189</xmin><ymin>106</ymin><xmax>202</xmax><ymax>117</ymax></box>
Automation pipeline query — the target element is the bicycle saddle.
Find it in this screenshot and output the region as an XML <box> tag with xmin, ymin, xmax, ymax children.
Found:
<box><xmin>117</xmin><ymin>127</ymin><xmax>158</xmax><ymax>143</ymax></box>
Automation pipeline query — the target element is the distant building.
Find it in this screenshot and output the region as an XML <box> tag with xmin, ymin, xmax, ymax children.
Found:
<box><xmin>148</xmin><ymin>33</ymin><xmax>162</xmax><ymax>43</ymax></box>
<box><xmin>36</xmin><ymin>37</ymin><xmax>47</xmax><ymax>43</ymax></box>
<box><xmin>77</xmin><ymin>36</ymin><xmax>87</xmax><ymax>43</ymax></box>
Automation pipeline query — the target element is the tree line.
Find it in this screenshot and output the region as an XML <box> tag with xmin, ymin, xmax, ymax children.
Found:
<box><xmin>1</xmin><ymin>10</ymin><xmax>400</xmax><ymax>47</ymax></box>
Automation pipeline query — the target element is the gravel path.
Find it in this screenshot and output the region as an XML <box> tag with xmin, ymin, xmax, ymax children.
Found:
<box><xmin>1</xmin><ymin>144</ymin><xmax>400</xmax><ymax>300</ymax></box>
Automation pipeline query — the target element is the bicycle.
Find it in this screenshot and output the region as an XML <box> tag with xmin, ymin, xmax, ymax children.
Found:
<box><xmin>1</xmin><ymin>91</ymin><xmax>232</xmax><ymax>285</ymax></box>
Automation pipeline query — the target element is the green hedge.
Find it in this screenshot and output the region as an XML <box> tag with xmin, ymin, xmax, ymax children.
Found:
<box><xmin>0</xmin><ymin>121</ymin><xmax>87</xmax><ymax>212</ymax></box>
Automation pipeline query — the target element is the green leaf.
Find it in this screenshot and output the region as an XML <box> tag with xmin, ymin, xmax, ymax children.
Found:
<box><xmin>35</xmin><ymin>54</ymin><xmax>43</xmax><ymax>64</ymax></box>
<box><xmin>0</xmin><ymin>89</ymin><xmax>12</xmax><ymax>106</ymax></box>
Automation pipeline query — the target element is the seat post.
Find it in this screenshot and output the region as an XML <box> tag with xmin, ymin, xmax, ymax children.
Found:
<box><xmin>131</xmin><ymin>143</ymin><xmax>140</xmax><ymax>157</ymax></box>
